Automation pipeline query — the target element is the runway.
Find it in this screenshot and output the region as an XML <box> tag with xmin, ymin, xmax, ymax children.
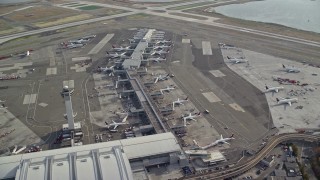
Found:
<box><xmin>1</xmin><ymin>1</ymin><xmax>320</xmax><ymax>49</ymax></box>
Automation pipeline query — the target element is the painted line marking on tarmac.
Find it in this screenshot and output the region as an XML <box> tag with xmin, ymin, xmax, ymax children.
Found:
<box><xmin>63</xmin><ymin>80</ymin><xmax>74</xmax><ymax>89</ymax></box>
<box><xmin>202</xmin><ymin>92</ymin><xmax>221</xmax><ymax>103</ymax></box>
<box><xmin>229</xmin><ymin>103</ymin><xmax>245</xmax><ymax>112</ymax></box>
<box><xmin>23</xmin><ymin>94</ymin><xmax>37</xmax><ymax>105</ymax></box>
<box><xmin>202</xmin><ymin>41</ymin><xmax>212</xmax><ymax>55</ymax></box>
<box><xmin>49</xmin><ymin>57</ymin><xmax>56</xmax><ymax>66</ymax></box>
<box><xmin>209</xmin><ymin>70</ymin><xmax>226</xmax><ymax>77</ymax></box>
<box><xmin>88</xmin><ymin>33</ymin><xmax>114</xmax><ymax>55</ymax></box>
<box><xmin>46</xmin><ymin>67</ymin><xmax>57</xmax><ymax>75</ymax></box>
<box><xmin>182</xmin><ymin>39</ymin><xmax>190</xmax><ymax>44</ymax></box>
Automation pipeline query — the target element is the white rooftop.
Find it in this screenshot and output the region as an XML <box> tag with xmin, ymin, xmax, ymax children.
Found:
<box><xmin>201</xmin><ymin>151</ymin><xmax>226</xmax><ymax>163</ymax></box>
<box><xmin>123</xmin><ymin>29</ymin><xmax>156</xmax><ymax>69</ymax></box>
<box><xmin>0</xmin><ymin>133</ymin><xmax>181</xmax><ymax>180</ymax></box>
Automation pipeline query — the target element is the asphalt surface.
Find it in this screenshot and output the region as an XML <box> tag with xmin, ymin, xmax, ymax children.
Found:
<box><xmin>0</xmin><ymin>1</ymin><xmax>318</xmax><ymax>162</ymax></box>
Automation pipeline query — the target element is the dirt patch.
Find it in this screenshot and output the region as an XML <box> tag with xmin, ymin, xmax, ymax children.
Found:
<box><xmin>35</xmin><ymin>14</ymin><xmax>93</xmax><ymax>28</ymax></box>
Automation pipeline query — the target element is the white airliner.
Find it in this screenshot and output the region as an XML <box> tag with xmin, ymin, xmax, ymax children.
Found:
<box><xmin>227</xmin><ymin>56</ymin><xmax>248</xmax><ymax>64</ymax></box>
<box><xmin>276</xmin><ymin>97</ymin><xmax>298</xmax><ymax>106</ymax></box>
<box><xmin>105</xmin><ymin>114</ymin><xmax>129</xmax><ymax>129</ymax></box>
<box><xmin>98</xmin><ymin>65</ymin><xmax>114</xmax><ymax>76</ymax></box>
<box><xmin>172</xmin><ymin>97</ymin><xmax>188</xmax><ymax>110</ymax></box>
<box><xmin>106</xmin><ymin>52</ymin><xmax>129</xmax><ymax>59</ymax></box>
<box><xmin>155</xmin><ymin>39</ymin><xmax>171</xmax><ymax>45</ymax></box>
<box><xmin>147</xmin><ymin>57</ymin><xmax>166</xmax><ymax>63</ymax></box>
<box><xmin>68</xmin><ymin>38</ymin><xmax>90</xmax><ymax>44</ymax></box>
<box><xmin>154</xmin><ymin>74</ymin><xmax>169</xmax><ymax>83</ymax></box>
<box><xmin>149</xmin><ymin>49</ymin><xmax>170</xmax><ymax>56</ymax></box>
<box><xmin>18</xmin><ymin>50</ymin><xmax>32</xmax><ymax>58</ymax></box>
<box><xmin>282</xmin><ymin>64</ymin><xmax>300</xmax><ymax>73</ymax></box>
<box><xmin>200</xmin><ymin>134</ymin><xmax>235</xmax><ymax>149</ymax></box>
<box><xmin>0</xmin><ymin>101</ymin><xmax>7</xmax><ymax>109</ymax></box>
<box><xmin>218</xmin><ymin>43</ymin><xmax>236</xmax><ymax>49</ymax></box>
<box><xmin>265</xmin><ymin>85</ymin><xmax>284</xmax><ymax>93</ymax></box>
<box><xmin>112</xmin><ymin>45</ymin><xmax>134</xmax><ymax>52</ymax></box>
<box><xmin>160</xmin><ymin>86</ymin><xmax>175</xmax><ymax>94</ymax></box>
<box><xmin>182</xmin><ymin>112</ymin><xmax>201</xmax><ymax>126</ymax></box>
<box><xmin>12</xmin><ymin>145</ymin><xmax>27</xmax><ymax>155</ymax></box>
<box><xmin>153</xmin><ymin>45</ymin><xmax>171</xmax><ymax>50</ymax></box>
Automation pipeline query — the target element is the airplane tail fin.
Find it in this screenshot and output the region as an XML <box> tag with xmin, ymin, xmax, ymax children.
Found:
<box><xmin>197</xmin><ymin>112</ymin><xmax>201</xmax><ymax>116</ymax></box>
<box><xmin>265</xmin><ymin>85</ymin><xmax>269</xmax><ymax>90</ymax></box>
<box><xmin>230</xmin><ymin>134</ymin><xmax>234</xmax><ymax>138</ymax></box>
<box><xmin>185</xmin><ymin>96</ymin><xmax>188</xmax><ymax>100</ymax></box>
<box><xmin>106</xmin><ymin>51</ymin><xmax>110</xmax><ymax>55</ymax></box>
<box><xmin>167</xmin><ymin>49</ymin><xmax>170</xmax><ymax>52</ymax></box>
<box><xmin>26</xmin><ymin>51</ymin><xmax>30</xmax><ymax>56</ymax></box>
<box><xmin>276</xmin><ymin>98</ymin><xmax>279</xmax><ymax>102</ymax></box>
<box><xmin>282</xmin><ymin>64</ymin><xmax>286</xmax><ymax>68</ymax></box>
<box><xmin>105</xmin><ymin>121</ymin><xmax>108</xmax><ymax>125</ymax></box>
<box><xmin>227</xmin><ymin>56</ymin><xmax>231</xmax><ymax>59</ymax></box>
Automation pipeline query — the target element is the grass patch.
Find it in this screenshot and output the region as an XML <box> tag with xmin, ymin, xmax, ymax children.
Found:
<box><xmin>68</xmin><ymin>4</ymin><xmax>87</xmax><ymax>7</ymax></box>
<box><xmin>77</xmin><ymin>5</ymin><xmax>103</xmax><ymax>10</ymax></box>
<box><xmin>126</xmin><ymin>13</ymin><xmax>149</xmax><ymax>20</ymax></box>
<box><xmin>168</xmin><ymin>2</ymin><xmax>215</xmax><ymax>10</ymax></box>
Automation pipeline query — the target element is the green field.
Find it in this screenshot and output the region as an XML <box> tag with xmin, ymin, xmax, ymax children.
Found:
<box><xmin>77</xmin><ymin>5</ymin><xmax>103</xmax><ymax>10</ymax></box>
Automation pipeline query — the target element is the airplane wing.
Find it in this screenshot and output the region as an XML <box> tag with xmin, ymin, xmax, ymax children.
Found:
<box><xmin>122</xmin><ymin>114</ymin><xmax>128</xmax><ymax>123</ymax></box>
<box><xmin>224</xmin><ymin>141</ymin><xmax>230</xmax><ymax>145</ymax></box>
<box><xmin>275</xmin><ymin>89</ymin><xmax>279</xmax><ymax>93</ymax></box>
<box><xmin>236</xmin><ymin>61</ymin><xmax>240</xmax><ymax>63</ymax></box>
<box><xmin>220</xmin><ymin>134</ymin><xmax>223</xmax><ymax>140</ymax></box>
<box><xmin>113</xmin><ymin>124</ymin><xmax>118</xmax><ymax>129</ymax></box>
<box><xmin>14</xmin><ymin>146</ymin><xmax>27</xmax><ymax>154</ymax></box>
<box><xmin>183</xmin><ymin>118</ymin><xmax>187</xmax><ymax>126</ymax></box>
<box><xmin>191</xmin><ymin>118</ymin><xmax>196</xmax><ymax>122</ymax></box>
<box><xmin>288</xmin><ymin>101</ymin><xmax>292</xmax><ymax>106</ymax></box>
<box><xmin>154</xmin><ymin>77</ymin><xmax>159</xmax><ymax>84</ymax></box>
<box><xmin>12</xmin><ymin>145</ymin><xmax>17</xmax><ymax>153</ymax></box>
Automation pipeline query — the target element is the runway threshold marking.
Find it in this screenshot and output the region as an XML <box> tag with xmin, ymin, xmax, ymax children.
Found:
<box><xmin>229</xmin><ymin>103</ymin><xmax>245</xmax><ymax>112</ymax></box>
<box><xmin>88</xmin><ymin>33</ymin><xmax>114</xmax><ymax>55</ymax></box>
<box><xmin>182</xmin><ymin>39</ymin><xmax>190</xmax><ymax>43</ymax></box>
<box><xmin>49</xmin><ymin>57</ymin><xmax>56</xmax><ymax>66</ymax></box>
<box><xmin>202</xmin><ymin>92</ymin><xmax>221</xmax><ymax>103</ymax></box>
<box><xmin>202</xmin><ymin>41</ymin><xmax>212</xmax><ymax>55</ymax></box>
<box><xmin>209</xmin><ymin>70</ymin><xmax>225</xmax><ymax>77</ymax></box>
<box><xmin>23</xmin><ymin>94</ymin><xmax>37</xmax><ymax>105</ymax></box>
<box><xmin>46</xmin><ymin>67</ymin><xmax>57</xmax><ymax>75</ymax></box>
<box><xmin>63</xmin><ymin>80</ymin><xmax>74</xmax><ymax>89</ymax></box>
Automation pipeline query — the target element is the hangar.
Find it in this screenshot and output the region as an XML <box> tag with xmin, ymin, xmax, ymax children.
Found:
<box><xmin>0</xmin><ymin>133</ymin><xmax>183</xmax><ymax>180</ymax></box>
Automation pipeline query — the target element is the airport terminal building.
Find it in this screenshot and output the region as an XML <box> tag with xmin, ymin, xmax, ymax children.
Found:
<box><xmin>0</xmin><ymin>133</ymin><xmax>184</xmax><ymax>180</ymax></box>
